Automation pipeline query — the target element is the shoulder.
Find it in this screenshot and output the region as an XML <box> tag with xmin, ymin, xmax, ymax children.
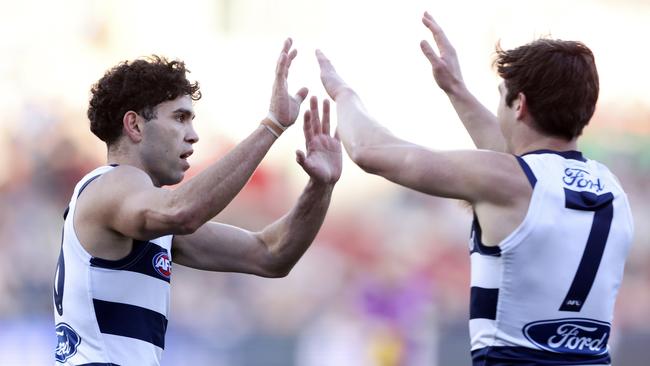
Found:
<box><xmin>589</xmin><ymin>159</ymin><xmax>626</xmax><ymax>191</ymax></box>
<box><xmin>460</xmin><ymin>149</ymin><xmax>533</xmax><ymax>205</ymax></box>
<box><xmin>81</xmin><ymin>165</ymin><xmax>156</xmax><ymax>200</ymax></box>
<box><xmin>76</xmin><ymin>165</ymin><xmax>155</xmax><ymax>216</ymax></box>
<box><xmin>426</xmin><ymin>148</ymin><xmax>532</xmax><ymax>202</ymax></box>
<box><xmin>99</xmin><ymin>165</ymin><xmax>154</xmax><ymax>187</ymax></box>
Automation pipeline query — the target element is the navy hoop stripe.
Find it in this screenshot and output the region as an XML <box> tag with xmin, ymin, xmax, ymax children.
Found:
<box><xmin>93</xmin><ymin>299</ymin><xmax>168</xmax><ymax>349</ymax></box>
<box><xmin>470</xmin><ymin>214</ymin><xmax>501</xmax><ymax>257</ymax></box>
<box><xmin>470</xmin><ymin>286</ymin><xmax>499</xmax><ymax>320</ymax></box>
<box><xmin>79</xmin><ymin>363</ymin><xmax>121</xmax><ymax>366</ymax></box>
<box><xmin>471</xmin><ymin>346</ymin><xmax>611</xmax><ymax>365</ymax></box>
<box><xmin>90</xmin><ymin>241</ymin><xmax>171</xmax><ymax>283</ymax></box>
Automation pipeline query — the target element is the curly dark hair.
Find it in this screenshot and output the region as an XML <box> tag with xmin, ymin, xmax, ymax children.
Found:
<box><xmin>88</xmin><ymin>55</ymin><xmax>202</xmax><ymax>145</ymax></box>
<box><xmin>494</xmin><ymin>39</ymin><xmax>599</xmax><ymax>140</ymax></box>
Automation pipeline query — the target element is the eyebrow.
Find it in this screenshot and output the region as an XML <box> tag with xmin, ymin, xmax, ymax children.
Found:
<box><xmin>172</xmin><ymin>108</ymin><xmax>196</xmax><ymax>120</ymax></box>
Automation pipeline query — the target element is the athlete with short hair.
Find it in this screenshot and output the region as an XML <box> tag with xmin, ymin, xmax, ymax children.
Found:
<box><xmin>53</xmin><ymin>38</ymin><xmax>342</xmax><ymax>365</ymax></box>
<box><xmin>316</xmin><ymin>12</ymin><xmax>633</xmax><ymax>365</ymax></box>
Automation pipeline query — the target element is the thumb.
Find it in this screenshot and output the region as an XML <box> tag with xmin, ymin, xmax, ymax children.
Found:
<box><xmin>294</xmin><ymin>87</ymin><xmax>309</xmax><ymax>105</ymax></box>
<box><xmin>296</xmin><ymin>150</ymin><xmax>306</xmax><ymax>167</ymax></box>
<box><xmin>420</xmin><ymin>40</ymin><xmax>440</xmax><ymax>65</ymax></box>
<box><xmin>316</xmin><ymin>49</ymin><xmax>334</xmax><ymax>71</ymax></box>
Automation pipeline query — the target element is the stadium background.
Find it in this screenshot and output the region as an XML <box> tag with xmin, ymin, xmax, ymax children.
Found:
<box><xmin>0</xmin><ymin>0</ymin><xmax>648</xmax><ymax>364</ymax></box>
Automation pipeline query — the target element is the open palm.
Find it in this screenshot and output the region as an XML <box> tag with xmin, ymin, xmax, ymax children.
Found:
<box><xmin>269</xmin><ymin>38</ymin><xmax>309</xmax><ymax>127</ymax></box>
<box><xmin>296</xmin><ymin>96</ymin><xmax>342</xmax><ymax>184</ymax></box>
<box><xmin>420</xmin><ymin>12</ymin><xmax>464</xmax><ymax>93</ymax></box>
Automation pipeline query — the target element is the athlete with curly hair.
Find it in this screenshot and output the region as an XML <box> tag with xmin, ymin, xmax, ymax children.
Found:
<box><xmin>53</xmin><ymin>39</ymin><xmax>342</xmax><ymax>366</ymax></box>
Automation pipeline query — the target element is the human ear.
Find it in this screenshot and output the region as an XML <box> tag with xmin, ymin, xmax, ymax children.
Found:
<box><xmin>123</xmin><ymin>111</ymin><xmax>143</xmax><ymax>142</ymax></box>
<box><xmin>515</xmin><ymin>92</ymin><xmax>528</xmax><ymax>120</ymax></box>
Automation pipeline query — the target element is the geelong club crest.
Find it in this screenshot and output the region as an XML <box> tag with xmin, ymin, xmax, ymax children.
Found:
<box><xmin>55</xmin><ymin>322</ymin><xmax>81</xmax><ymax>362</ymax></box>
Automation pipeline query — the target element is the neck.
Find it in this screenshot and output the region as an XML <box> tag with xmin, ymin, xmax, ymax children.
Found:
<box><xmin>514</xmin><ymin>138</ymin><xmax>578</xmax><ymax>156</ymax></box>
<box><xmin>107</xmin><ymin>145</ymin><xmax>144</xmax><ymax>171</ymax></box>
<box><xmin>509</xmin><ymin>124</ymin><xmax>578</xmax><ymax>156</ymax></box>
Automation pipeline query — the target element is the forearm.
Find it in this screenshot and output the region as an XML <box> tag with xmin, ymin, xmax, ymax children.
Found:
<box><xmin>256</xmin><ymin>179</ymin><xmax>335</xmax><ymax>276</ymax></box>
<box><xmin>446</xmin><ymin>85</ymin><xmax>506</xmax><ymax>152</ymax></box>
<box><xmin>335</xmin><ymin>90</ymin><xmax>396</xmax><ymax>159</ymax></box>
<box><xmin>170</xmin><ymin>123</ymin><xmax>278</xmax><ymax>231</ymax></box>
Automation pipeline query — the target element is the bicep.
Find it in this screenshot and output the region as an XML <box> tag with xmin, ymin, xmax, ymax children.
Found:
<box><xmin>356</xmin><ymin>143</ymin><xmax>529</xmax><ymax>204</ymax></box>
<box><xmin>172</xmin><ymin>222</ymin><xmax>273</xmax><ymax>276</ymax></box>
<box><xmin>93</xmin><ymin>167</ymin><xmax>190</xmax><ymax>240</ymax></box>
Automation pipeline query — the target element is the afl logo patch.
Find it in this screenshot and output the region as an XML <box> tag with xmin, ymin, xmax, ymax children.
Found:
<box><xmin>152</xmin><ymin>252</ymin><xmax>172</xmax><ymax>279</ymax></box>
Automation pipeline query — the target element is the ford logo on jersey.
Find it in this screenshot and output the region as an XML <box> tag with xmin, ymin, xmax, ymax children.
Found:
<box><xmin>523</xmin><ymin>318</ymin><xmax>610</xmax><ymax>355</ymax></box>
<box><xmin>153</xmin><ymin>252</ymin><xmax>172</xmax><ymax>279</ymax></box>
<box><xmin>563</xmin><ymin>168</ymin><xmax>604</xmax><ymax>193</ymax></box>
<box><xmin>55</xmin><ymin>322</ymin><xmax>81</xmax><ymax>362</ymax></box>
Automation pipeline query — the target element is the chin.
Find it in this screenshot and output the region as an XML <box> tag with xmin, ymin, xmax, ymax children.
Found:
<box><xmin>176</xmin><ymin>173</ymin><xmax>186</xmax><ymax>184</ymax></box>
<box><xmin>156</xmin><ymin>173</ymin><xmax>184</xmax><ymax>187</ymax></box>
<box><xmin>169</xmin><ymin>173</ymin><xmax>185</xmax><ymax>186</ymax></box>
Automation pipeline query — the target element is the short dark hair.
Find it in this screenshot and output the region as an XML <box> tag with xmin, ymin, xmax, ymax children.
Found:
<box><xmin>88</xmin><ymin>55</ymin><xmax>202</xmax><ymax>145</ymax></box>
<box><xmin>495</xmin><ymin>39</ymin><xmax>599</xmax><ymax>140</ymax></box>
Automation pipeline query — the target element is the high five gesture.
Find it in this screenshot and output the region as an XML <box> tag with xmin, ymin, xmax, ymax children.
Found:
<box><xmin>269</xmin><ymin>38</ymin><xmax>309</xmax><ymax>127</ymax></box>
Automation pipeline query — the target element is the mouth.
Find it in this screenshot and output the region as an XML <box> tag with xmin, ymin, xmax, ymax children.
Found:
<box><xmin>180</xmin><ymin>150</ymin><xmax>193</xmax><ymax>160</ymax></box>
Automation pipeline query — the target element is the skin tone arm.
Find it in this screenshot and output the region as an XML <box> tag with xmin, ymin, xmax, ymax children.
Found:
<box><xmin>315</xmin><ymin>49</ymin><xmax>530</xmax><ymax>208</ymax></box>
<box><xmin>172</xmin><ymin>97</ymin><xmax>342</xmax><ymax>277</ymax></box>
<box><xmin>86</xmin><ymin>38</ymin><xmax>310</xmax><ymax>242</ymax></box>
<box><xmin>419</xmin><ymin>12</ymin><xmax>507</xmax><ymax>152</ymax></box>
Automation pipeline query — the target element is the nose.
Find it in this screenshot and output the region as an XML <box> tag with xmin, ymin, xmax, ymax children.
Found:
<box><xmin>185</xmin><ymin>122</ymin><xmax>199</xmax><ymax>144</ymax></box>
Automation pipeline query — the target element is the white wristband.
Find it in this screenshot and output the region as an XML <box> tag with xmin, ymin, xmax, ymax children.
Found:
<box><xmin>262</xmin><ymin>123</ymin><xmax>281</xmax><ymax>138</ymax></box>
<box><xmin>266</xmin><ymin>112</ymin><xmax>287</xmax><ymax>132</ymax></box>
<box><xmin>261</xmin><ymin>117</ymin><xmax>284</xmax><ymax>138</ymax></box>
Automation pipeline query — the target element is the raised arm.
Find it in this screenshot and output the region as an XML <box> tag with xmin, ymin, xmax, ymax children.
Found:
<box><xmin>93</xmin><ymin>38</ymin><xmax>309</xmax><ymax>241</ymax></box>
<box><xmin>420</xmin><ymin>12</ymin><xmax>506</xmax><ymax>152</ymax></box>
<box><xmin>315</xmin><ymin>50</ymin><xmax>398</xmax><ymax>162</ymax></box>
<box><xmin>316</xmin><ymin>50</ymin><xmax>529</xmax><ymax>206</ymax></box>
<box><xmin>172</xmin><ymin>97</ymin><xmax>342</xmax><ymax>277</ymax></box>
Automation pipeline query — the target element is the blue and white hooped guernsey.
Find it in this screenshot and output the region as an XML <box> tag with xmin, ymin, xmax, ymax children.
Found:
<box><xmin>53</xmin><ymin>166</ymin><xmax>173</xmax><ymax>366</ymax></box>
<box><xmin>469</xmin><ymin>150</ymin><xmax>634</xmax><ymax>366</ymax></box>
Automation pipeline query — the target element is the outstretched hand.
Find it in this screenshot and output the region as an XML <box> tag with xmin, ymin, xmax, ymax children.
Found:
<box><xmin>296</xmin><ymin>96</ymin><xmax>342</xmax><ymax>185</ymax></box>
<box><xmin>269</xmin><ymin>38</ymin><xmax>309</xmax><ymax>127</ymax></box>
<box><xmin>420</xmin><ymin>12</ymin><xmax>465</xmax><ymax>94</ymax></box>
<box><xmin>315</xmin><ymin>50</ymin><xmax>355</xmax><ymax>101</ymax></box>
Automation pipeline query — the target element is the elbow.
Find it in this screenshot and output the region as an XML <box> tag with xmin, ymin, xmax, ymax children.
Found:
<box><xmin>349</xmin><ymin>145</ymin><xmax>382</xmax><ymax>175</ymax></box>
<box><xmin>251</xmin><ymin>231</ymin><xmax>311</xmax><ymax>278</ymax></box>
<box><xmin>144</xmin><ymin>207</ymin><xmax>202</xmax><ymax>236</ymax></box>
<box><xmin>256</xmin><ymin>244</ymin><xmax>295</xmax><ymax>278</ymax></box>
<box><xmin>172</xmin><ymin>210</ymin><xmax>203</xmax><ymax>235</ymax></box>
<box><xmin>264</xmin><ymin>266</ymin><xmax>292</xmax><ymax>278</ymax></box>
<box><xmin>258</xmin><ymin>260</ymin><xmax>293</xmax><ymax>278</ymax></box>
<box><xmin>164</xmin><ymin>191</ymin><xmax>205</xmax><ymax>235</ymax></box>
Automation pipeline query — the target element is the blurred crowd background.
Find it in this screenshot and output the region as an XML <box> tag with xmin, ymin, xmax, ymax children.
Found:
<box><xmin>0</xmin><ymin>0</ymin><xmax>648</xmax><ymax>365</ymax></box>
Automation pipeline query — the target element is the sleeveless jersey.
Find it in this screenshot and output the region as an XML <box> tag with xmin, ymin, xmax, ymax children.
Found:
<box><xmin>53</xmin><ymin>166</ymin><xmax>173</xmax><ymax>366</ymax></box>
<box><xmin>469</xmin><ymin>150</ymin><xmax>634</xmax><ymax>366</ymax></box>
